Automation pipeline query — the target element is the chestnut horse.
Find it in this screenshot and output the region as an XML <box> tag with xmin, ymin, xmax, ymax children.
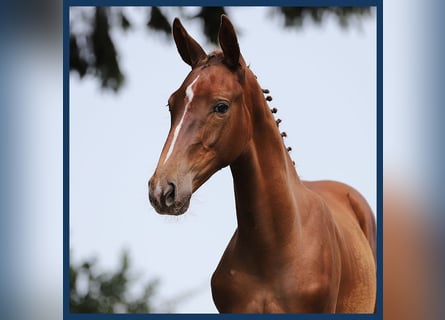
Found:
<box><xmin>149</xmin><ymin>16</ymin><xmax>376</xmax><ymax>313</ymax></box>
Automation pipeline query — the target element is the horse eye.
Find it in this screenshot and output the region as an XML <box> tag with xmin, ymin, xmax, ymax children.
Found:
<box><xmin>213</xmin><ymin>102</ymin><xmax>229</xmax><ymax>114</ymax></box>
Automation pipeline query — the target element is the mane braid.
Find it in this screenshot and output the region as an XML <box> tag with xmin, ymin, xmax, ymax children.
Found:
<box><xmin>260</xmin><ymin>83</ymin><xmax>296</xmax><ymax>166</ymax></box>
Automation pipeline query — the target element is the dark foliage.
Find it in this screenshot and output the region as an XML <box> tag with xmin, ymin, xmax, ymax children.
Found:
<box><xmin>70</xmin><ymin>7</ymin><xmax>373</xmax><ymax>93</ymax></box>
<box><xmin>195</xmin><ymin>7</ymin><xmax>227</xmax><ymax>44</ymax></box>
<box><xmin>147</xmin><ymin>7</ymin><xmax>172</xmax><ymax>34</ymax></box>
<box><xmin>277</xmin><ymin>7</ymin><xmax>372</xmax><ymax>28</ymax></box>
<box><xmin>70</xmin><ymin>251</ymin><xmax>161</xmax><ymax>313</ymax></box>
<box><xmin>91</xmin><ymin>8</ymin><xmax>124</xmax><ymax>92</ymax></box>
<box><xmin>70</xmin><ymin>7</ymin><xmax>123</xmax><ymax>92</ymax></box>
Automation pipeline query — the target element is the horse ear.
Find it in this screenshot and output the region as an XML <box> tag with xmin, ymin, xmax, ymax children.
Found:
<box><xmin>218</xmin><ymin>15</ymin><xmax>241</xmax><ymax>70</ymax></box>
<box><xmin>173</xmin><ymin>18</ymin><xmax>207</xmax><ymax>68</ymax></box>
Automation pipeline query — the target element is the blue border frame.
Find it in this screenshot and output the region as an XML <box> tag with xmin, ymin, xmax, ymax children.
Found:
<box><xmin>66</xmin><ymin>1</ymin><xmax>378</xmax><ymax>6</ymax></box>
<box><xmin>64</xmin><ymin>2</ymin><xmax>383</xmax><ymax>319</ymax></box>
<box><xmin>376</xmin><ymin>1</ymin><xmax>383</xmax><ymax>318</ymax></box>
<box><xmin>63</xmin><ymin>1</ymin><xmax>70</xmax><ymax>318</ymax></box>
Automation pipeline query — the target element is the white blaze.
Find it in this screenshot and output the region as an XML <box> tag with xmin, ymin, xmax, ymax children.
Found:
<box><xmin>163</xmin><ymin>75</ymin><xmax>200</xmax><ymax>164</ymax></box>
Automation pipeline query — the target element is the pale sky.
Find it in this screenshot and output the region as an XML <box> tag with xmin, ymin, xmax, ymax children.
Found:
<box><xmin>69</xmin><ymin>7</ymin><xmax>376</xmax><ymax>313</ymax></box>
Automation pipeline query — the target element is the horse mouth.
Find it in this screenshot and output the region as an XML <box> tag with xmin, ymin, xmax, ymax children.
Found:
<box><xmin>151</xmin><ymin>196</ymin><xmax>191</xmax><ymax>216</ymax></box>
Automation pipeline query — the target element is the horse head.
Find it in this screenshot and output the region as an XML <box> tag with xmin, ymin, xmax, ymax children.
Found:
<box><xmin>149</xmin><ymin>16</ymin><xmax>252</xmax><ymax>215</ymax></box>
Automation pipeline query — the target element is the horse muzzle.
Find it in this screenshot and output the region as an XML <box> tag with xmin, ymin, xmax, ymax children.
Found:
<box><xmin>148</xmin><ymin>174</ymin><xmax>192</xmax><ymax>215</ymax></box>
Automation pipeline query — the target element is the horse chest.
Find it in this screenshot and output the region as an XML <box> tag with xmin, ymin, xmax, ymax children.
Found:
<box><xmin>211</xmin><ymin>245</ymin><xmax>308</xmax><ymax>313</ymax></box>
<box><xmin>211</xmin><ymin>230</ymin><xmax>340</xmax><ymax>313</ymax></box>
<box><xmin>211</xmin><ymin>266</ymin><xmax>288</xmax><ymax>313</ymax></box>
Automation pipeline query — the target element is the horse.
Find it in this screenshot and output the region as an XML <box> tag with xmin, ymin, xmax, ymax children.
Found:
<box><xmin>148</xmin><ymin>15</ymin><xmax>376</xmax><ymax>313</ymax></box>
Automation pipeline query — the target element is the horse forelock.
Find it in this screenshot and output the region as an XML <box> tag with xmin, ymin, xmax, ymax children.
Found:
<box><xmin>190</xmin><ymin>50</ymin><xmax>246</xmax><ymax>85</ymax></box>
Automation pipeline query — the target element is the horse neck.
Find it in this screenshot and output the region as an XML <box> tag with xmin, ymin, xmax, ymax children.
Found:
<box><xmin>230</xmin><ymin>71</ymin><xmax>305</xmax><ymax>251</ymax></box>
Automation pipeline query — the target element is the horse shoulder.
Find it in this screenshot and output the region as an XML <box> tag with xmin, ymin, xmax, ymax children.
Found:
<box><xmin>294</xmin><ymin>193</ymin><xmax>343</xmax><ymax>311</ymax></box>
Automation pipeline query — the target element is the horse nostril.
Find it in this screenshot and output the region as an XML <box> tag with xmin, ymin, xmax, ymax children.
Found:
<box><xmin>164</xmin><ymin>182</ymin><xmax>176</xmax><ymax>207</ymax></box>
